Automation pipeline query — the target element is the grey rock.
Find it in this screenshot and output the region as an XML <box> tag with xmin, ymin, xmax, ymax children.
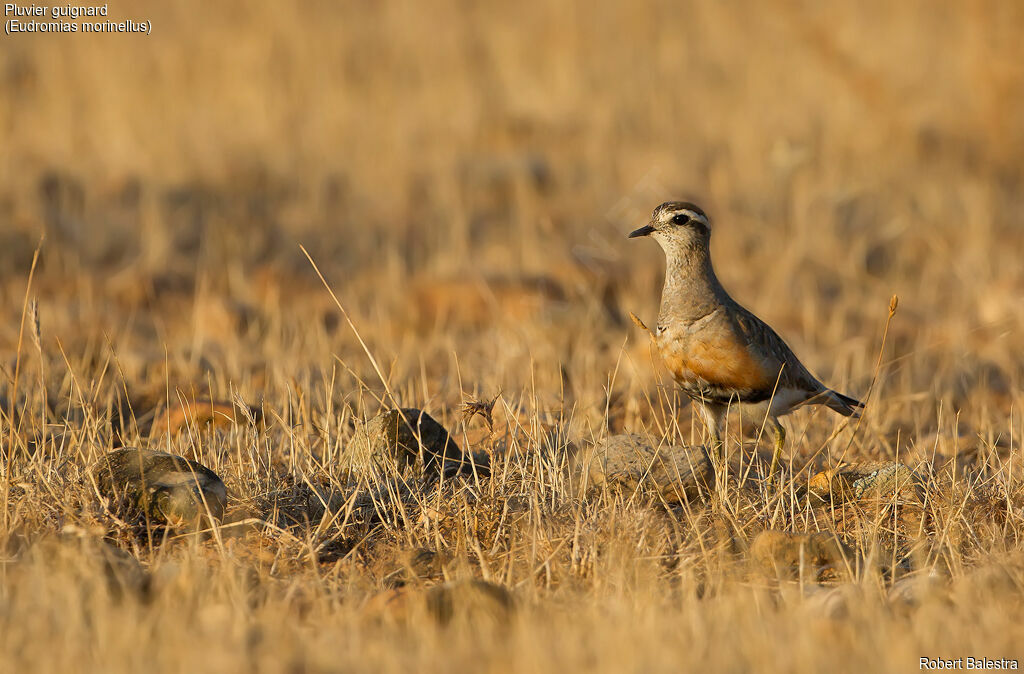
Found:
<box><xmin>807</xmin><ymin>461</ymin><xmax>922</xmax><ymax>503</ymax></box>
<box><xmin>349</xmin><ymin>408</ymin><xmax>488</xmax><ymax>478</ymax></box>
<box><xmin>573</xmin><ymin>434</ymin><xmax>713</xmax><ymax>504</ymax></box>
<box><xmin>92</xmin><ymin>447</ymin><xmax>227</xmax><ymax>526</ymax></box>
<box><xmin>851</xmin><ymin>462</ymin><xmax>921</xmax><ymax>500</ymax></box>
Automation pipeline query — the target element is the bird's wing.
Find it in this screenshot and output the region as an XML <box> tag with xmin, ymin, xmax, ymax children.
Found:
<box><xmin>728</xmin><ymin>302</ymin><xmax>827</xmax><ymax>399</ymax></box>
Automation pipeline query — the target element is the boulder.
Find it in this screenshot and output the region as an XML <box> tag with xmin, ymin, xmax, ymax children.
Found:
<box><xmin>808</xmin><ymin>462</ymin><xmax>928</xmax><ymax>542</ymax></box>
<box><xmin>807</xmin><ymin>462</ymin><xmax>922</xmax><ymax>503</ymax></box>
<box><xmin>349</xmin><ymin>408</ymin><xmax>488</xmax><ymax>478</ymax></box>
<box><xmin>573</xmin><ymin>434</ymin><xmax>713</xmax><ymax>504</ymax></box>
<box><xmin>92</xmin><ymin>447</ymin><xmax>227</xmax><ymax>526</ymax></box>
<box><xmin>850</xmin><ymin>462</ymin><xmax>921</xmax><ymax>500</ymax></box>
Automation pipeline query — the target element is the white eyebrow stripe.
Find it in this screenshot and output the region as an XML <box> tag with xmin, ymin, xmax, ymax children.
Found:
<box><xmin>676</xmin><ymin>209</ymin><xmax>709</xmax><ymax>226</ymax></box>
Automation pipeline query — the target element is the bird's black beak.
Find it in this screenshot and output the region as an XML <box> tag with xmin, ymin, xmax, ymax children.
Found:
<box><xmin>628</xmin><ymin>224</ymin><xmax>655</xmax><ymax>238</ymax></box>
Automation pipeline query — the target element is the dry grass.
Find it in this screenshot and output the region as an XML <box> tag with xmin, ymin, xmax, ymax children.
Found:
<box><xmin>1</xmin><ymin>0</ymin><xmax>1023</xmax><ymax>671</ymax></box>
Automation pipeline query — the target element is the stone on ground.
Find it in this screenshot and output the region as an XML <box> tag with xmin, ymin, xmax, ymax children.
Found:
<box><xmin>808</xmin><ymin>462</ymin><xmax>922</xmax><ymax>503</ymax></box>
<box><xmin>349</xmin><ymin>408</ymin><xmax>488</xmax><ymax>478</ymax></box>
<box><xmin>92</xmin><ymin>447</ymin><xmax>227</xmax><ymax>526</ymax></box>
<box><xmin>573</xmin><ymin>433</ymin><xmax>713</xmax><ymax>504</ymax></box>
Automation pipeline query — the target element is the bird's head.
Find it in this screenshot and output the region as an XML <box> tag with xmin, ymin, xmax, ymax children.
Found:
<box><xmin>628</xmin><ymin>201</ymin><xmax>711</xmax><ymax>251</ymax></box>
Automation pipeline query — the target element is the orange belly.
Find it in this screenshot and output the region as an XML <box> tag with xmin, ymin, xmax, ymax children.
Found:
<box><xmin>659</xmin><ymin>337</ymin><xmax>773</xmax><ymax>392</ymax></box>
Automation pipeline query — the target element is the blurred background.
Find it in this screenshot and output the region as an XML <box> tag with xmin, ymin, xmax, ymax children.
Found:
<box><xmin>2</xmin><ymin>6</ymin><xmax>1023</xmax><ymax>670</ymax></box>
<box><xmin>0</xmin><ymin>0</ymin><xmax>1021</xmax><ymax>438</ymax></box>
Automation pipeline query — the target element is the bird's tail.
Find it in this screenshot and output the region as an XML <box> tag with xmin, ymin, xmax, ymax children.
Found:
<box><xmin>822</xmin><ymin>390</ymin><xmax>865</xmax><ymax>419</ymax></box>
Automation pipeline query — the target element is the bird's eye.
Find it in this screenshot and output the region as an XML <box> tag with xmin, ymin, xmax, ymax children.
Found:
<box><xmin>671</xmin><ymin>213</ymin><xmax>690</xmax><ymax>225</ymax></box>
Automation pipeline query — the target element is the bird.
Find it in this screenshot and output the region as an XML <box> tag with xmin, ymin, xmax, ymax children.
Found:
<box><xmin>628</xmin><ymin>201</ymin><xmax>863</xmax><ymax>482</ymax></box>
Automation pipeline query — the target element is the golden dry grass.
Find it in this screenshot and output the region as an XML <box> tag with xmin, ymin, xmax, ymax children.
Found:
<box><xmin>1</xmin><ymin>1</ymin><xmax>1023</xmax><ymax>672</ymax></box>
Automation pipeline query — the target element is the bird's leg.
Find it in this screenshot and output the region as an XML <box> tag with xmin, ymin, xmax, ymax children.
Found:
<box><xmin>710</xmin><ymin>418</ymin><xmax>724</xmax><ymax>463</ymax></box>
<box><xmin>697</xmin><ymin>402</ymin><xmax>725</xmax><ymax>462</ymax></box>
<box><xmin>695</xmin><ymin>402</ymin><xmax>728</xmax><ymax>502</ymax></box>
<box><xmin>769</xmin><ymin>419</ymin><xmax>786</xmax><ymax>486</ymax></box>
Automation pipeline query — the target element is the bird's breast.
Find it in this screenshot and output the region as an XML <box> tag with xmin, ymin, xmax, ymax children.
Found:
<box><xmin>656</xmin><ymin>330</ymin><xmax>774</xmax><ymax>394</ymax></box>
